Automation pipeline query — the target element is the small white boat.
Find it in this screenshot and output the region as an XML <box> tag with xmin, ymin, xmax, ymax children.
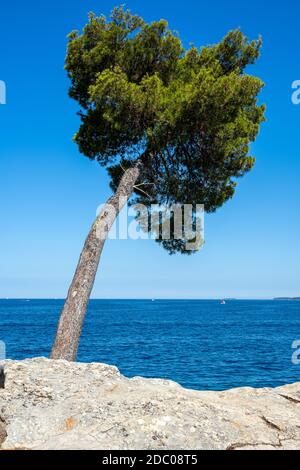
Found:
<box><xmin>220</xmin><ymin>300</ymin><xmax>226</xmax><ymax>305</ymax></box>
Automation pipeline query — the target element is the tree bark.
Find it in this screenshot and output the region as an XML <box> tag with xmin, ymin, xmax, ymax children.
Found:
<box><xmin>50</xmin><ymin>159</ymin><xmax>142</xmax><ymax>361</ymax></box>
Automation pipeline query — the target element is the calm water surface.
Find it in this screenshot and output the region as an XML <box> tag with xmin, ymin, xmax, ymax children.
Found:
<box><xmin>0</xmin><ymin>299</ymin><xmax>299</xmax><ymax>390</ymax></box>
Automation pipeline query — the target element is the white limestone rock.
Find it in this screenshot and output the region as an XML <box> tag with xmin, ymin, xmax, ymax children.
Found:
<box><xmin>0</xmin><ymin>357</ymin><xmax>299</xmax><ymax>450</ymax></box>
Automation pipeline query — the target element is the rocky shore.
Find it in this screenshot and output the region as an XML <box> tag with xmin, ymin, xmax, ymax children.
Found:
<box><xmin>0</xmin><ymin>358</ymin><xmax>299</xmax><ymax>450</ymax></box>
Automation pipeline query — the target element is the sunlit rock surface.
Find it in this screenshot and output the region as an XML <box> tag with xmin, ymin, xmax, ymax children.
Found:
<box><xmin>0</xmin><ymin>358</ymin><xmax>299</xmax><ymax>450</ymax></box>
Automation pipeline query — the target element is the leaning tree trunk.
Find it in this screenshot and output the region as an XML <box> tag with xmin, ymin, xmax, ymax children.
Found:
<box><xmin>51</xmin><ymin>160</ymin><xmax>142</xmax><ymax>361</ymax></box>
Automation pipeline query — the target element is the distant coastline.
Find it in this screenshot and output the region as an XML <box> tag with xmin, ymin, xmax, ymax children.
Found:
<box><xmin>273</xmin><ymin>297</ymin><xmax>300</xmax><ymax>301</ymax></box>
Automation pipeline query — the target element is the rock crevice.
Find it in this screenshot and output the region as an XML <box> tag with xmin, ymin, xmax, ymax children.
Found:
<box><xmin>0</xmin><ymin>366</ymin><xmax>5</xmax><ymax>389</ymax></box>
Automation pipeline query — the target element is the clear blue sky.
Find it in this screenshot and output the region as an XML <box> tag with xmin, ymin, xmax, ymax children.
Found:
<box><xmin>0</xmin><ymin>0</ymin><xmax>299</xmax><ymax>299</ymax></box>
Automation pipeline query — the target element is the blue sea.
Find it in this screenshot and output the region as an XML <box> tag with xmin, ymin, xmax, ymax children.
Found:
<box><xmin>0</xmin><ymin>299</ymin><xmax>299</xmax><ymax>391</ymax></box>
